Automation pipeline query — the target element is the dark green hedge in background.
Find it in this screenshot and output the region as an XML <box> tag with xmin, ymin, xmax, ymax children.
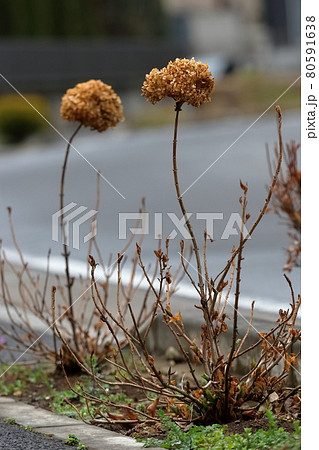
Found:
<box><xmin>0</xmin><ymin>94</ymin><xmax>50</xmax><ymax>144</ymax></box>
<box><xmin>0</xmin><ymin>0</ymin><xmax>168</xmax><ymax>38</ymax></box>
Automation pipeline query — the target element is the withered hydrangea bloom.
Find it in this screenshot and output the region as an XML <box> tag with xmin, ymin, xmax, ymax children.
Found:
<box><xmin>141</xmin><ymin>58</ymin><xmax>215</xmax><ymax>107</ymax></box>
<box><xmin>61</xmin><ymin>79</ymin><xmax>124</xmax><ymax>132</ymax></box>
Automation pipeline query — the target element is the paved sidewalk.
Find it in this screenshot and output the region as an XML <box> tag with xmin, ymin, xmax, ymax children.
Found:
<box><xmin>0</xmin><ymin>397</ymin><xmax>158</xmax><ymax>450</ymax></box>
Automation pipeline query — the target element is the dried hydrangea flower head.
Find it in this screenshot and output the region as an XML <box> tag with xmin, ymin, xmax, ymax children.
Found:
<box><xmin>61</xmin><ymin>79</ymin><xmax>124</xmax><ymax>132</ymax></box>
<box><xmin>141</xmin><ymin>57</ymin><xmax>215</xmax><ymax>108</ymax></box>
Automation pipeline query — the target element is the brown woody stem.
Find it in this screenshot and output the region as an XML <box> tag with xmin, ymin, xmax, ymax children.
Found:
<box><xmin>172</xmin><ymin>102</ymin><xmax>205</xmax><ymax>300</ymax></box>
<box><xmin>59</xmin><ymin>123</ymin><xmax>82</xmax><ymax>352</ymax></box>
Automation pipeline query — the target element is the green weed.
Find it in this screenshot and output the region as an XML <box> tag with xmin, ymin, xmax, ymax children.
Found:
<box><xmin>3</xmin><ymin>417</ymin><xmax>16</xmax><ymax>424</ymax></box>
<box><xmin>141</xmin><ymin>410</ymin><xmax>301</xmax><ymax>449</ymax></box>
<box><xmin>64</xmin><ymin>433</ymin><xmax>88</xmax><ymax>449</ymax></box>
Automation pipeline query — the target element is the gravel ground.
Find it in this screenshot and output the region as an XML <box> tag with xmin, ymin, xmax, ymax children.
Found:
<box><xmin>0</xmin><ymin>418</ymin><xmax>71</xmax><ymax>450</ymax></box>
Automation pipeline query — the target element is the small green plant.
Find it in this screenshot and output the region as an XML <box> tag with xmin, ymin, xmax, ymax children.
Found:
<box><xmin>141</xmin><ymin>410</ymin><xmax>301</xmax><ymax>449</ymax></box>
<box><xmin>65</xmin><ymin>434</ymin><xmax>80</xmax><ymax>445</ymax></box>
<box><xmin>4</xmin><ymin>417</ymin><xmax>16</xmax><ymax>424</ymax></box>
<box><xmin>21</xmin><ymin>424</ymin><xmax>36</xmax><ymax>432</ymax></box>
<box><xmin>0</xmin><ymin>93</ymin><xmax>50</xmax><ymax>144</ymax></box>
<box><xmin>77</xmin><ymin>444</ymin><xmax>88</xmax><ymax>450</ymax></box>
<box><xmin>64</xmin><ymin>434</ymin><xmax>88</xmax><ymax>449</ymax></box>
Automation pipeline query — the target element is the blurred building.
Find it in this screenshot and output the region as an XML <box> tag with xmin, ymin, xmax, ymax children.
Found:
<box><xmin>162</xmin><ymin>0</ymin><xmax>300</xmax><ymax>71</ymax></box>
<box><xmin>0</xmin><ymin>0</ymin><xmax>300</xmax><ymax>94</ymax></box>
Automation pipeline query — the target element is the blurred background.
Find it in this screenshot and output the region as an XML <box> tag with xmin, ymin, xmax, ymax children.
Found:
<box><xmin>0</xmin><ymin>0</ymin><xmax>301</xmax><ymax>312</ymax></box>
<box><xmin>0</xmin><ymin>0</ymin><xmax>300</xmax><ymax>141</ymax></box>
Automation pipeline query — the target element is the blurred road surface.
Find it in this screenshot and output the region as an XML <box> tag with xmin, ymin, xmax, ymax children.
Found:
<box><xmin>0</xmin><ymin>110</ymin><xmax>301</xmax><ymax>311</ymax></box>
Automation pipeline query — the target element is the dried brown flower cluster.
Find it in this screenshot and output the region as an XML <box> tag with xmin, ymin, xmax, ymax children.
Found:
<box><xmin>60</xmin><ymin>79</ymin><xmax>124</xmax><ymax>132</ymax></box>
<box><xmin>141</xmin><ymin>57</ymin><xmax>215</xmax><ymax>107</ymax></box>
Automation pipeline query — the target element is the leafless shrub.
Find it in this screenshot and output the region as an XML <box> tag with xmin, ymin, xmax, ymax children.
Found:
<box><xmin>0</xmin><ymin>88</ymin><xmax>185</xmax><ymax>373</ymax></box>
<box><xmin>0</xmin><ymin>197</ymin><xmax>186</xmax><ymax>372</ymax></box>
<box><xmin>56</xmin><ymin>106</ymin><xmax>300</xmax><ymax>426</ymax></box>
<box><xmin>0</xmin><ymin>67</ymin><xmax>301</xmax><ymax>428</ymax></box>
<box><xmin>267</xmin><ymin>141</ymin><xmax>301</xmax><ymax>271</ymax></box>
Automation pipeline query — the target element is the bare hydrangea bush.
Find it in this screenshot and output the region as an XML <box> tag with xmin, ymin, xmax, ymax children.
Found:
<box><xmin>0</xmin><ymin>60</ymin><xmax>300</xmax><ymax>427</ymax></box>
<box><xmin>55</xmin><ymin>61</ymin><xmax>300</xmax><ymax>426</ymax></box>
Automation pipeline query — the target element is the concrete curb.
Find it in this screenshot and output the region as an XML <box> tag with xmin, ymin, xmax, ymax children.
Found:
<box><xmin>0</xmin><ymin>397</ymin><xmax>161</xmax><ymax>450</ymax></box>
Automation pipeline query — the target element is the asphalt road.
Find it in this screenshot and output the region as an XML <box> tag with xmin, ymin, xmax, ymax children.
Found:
<box><xmin>0</xmin><ymin>417</ymin><xmax>71</xmax><ymax>450</ymax></box>
<box><xmin>0</xmin><ymin>111</ymin><xmax>301</xmax><ymax>311</ymax></box>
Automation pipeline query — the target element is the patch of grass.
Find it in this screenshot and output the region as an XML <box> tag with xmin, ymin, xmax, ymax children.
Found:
<box><xmin>0</xmin><ymin>363</ymin><xmax>89</xmax><ymax>419</ymax></box>
<box><xmin>48</xmin><ymin>381</ymin><xmax>128</xmax><ymax>420</ymax></box>
<box><xmin>107</xmin><ymin>391</ymin><xmax>133</xmax><ymax>404</ymax></box>
<box><xmin>0</xmin><ymin>376</ymin><xmax>26</xmax><ymax>396</ymax></box>
<box><xmin>141</xmin><ymin>410</ymin><xmax>301</xmax><ymax>449</ymax></box>
<box><xmin>48</xmin><ymin>387</ymin><xmax>83</xmax><ymax>418</ymax></box>
<box><xmin>0</xmin><ymin>364</ymin><xmax>300</xmax><ymax>448</ymax></box>
<box><xmin>0</xmin><ymin>363</ymin><xmax>52</xmax><ymax>396</ymax></box>
<box><xmin>0</xmin><ymin>362</ymin><xmax>126</xmax><ymax>421</ymax></box>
